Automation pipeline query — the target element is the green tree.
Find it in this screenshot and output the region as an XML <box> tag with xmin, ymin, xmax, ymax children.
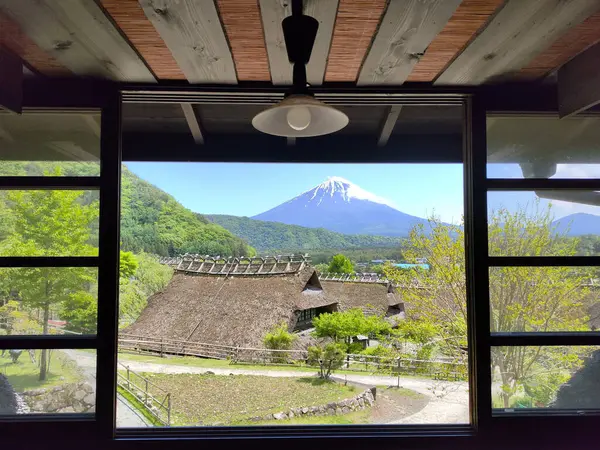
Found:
<box><xmin>307</xmin><ymin>342</ymin><xmax>346</xmax><ymax>379</ymax></box>
<box><xmin>119</xmin><ymin>253</ymin><xmax>173</xmax><ymax>326</ymax></box>
<box><xmin>313</xmin><ymin>308</ymin><xmax>391</xmax><ymax>346</ymax></box>
<box><xmin>328</xmin><ymin>254</ymin><xmax>354</xmax><ymax>274</ymax></box>
<box><xmin>3</xmin><ymin>185</ymin><xmax>98</xmax><ymax>380</ymax></box>
<box><xmin>263</xmin><ymin>322</ymin><xmax>297</xmax><ymax>363</ymax></box>
<box><xmin>119</xmin><ymin>251</ymin><xmax>138</xmax><ymax>279</ymax></box>
<box><xmin>384</xmin><ymin>205</ymin><xmax>592</xmax><ymax>408</ymax></box>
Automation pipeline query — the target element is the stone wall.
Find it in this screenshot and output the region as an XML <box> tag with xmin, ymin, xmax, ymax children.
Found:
<box><xmin>0</xmin><ymin>374</ymin><xmax>18</xmax><ymax>414</ymax></box>
<box><xmin>248</xmin><ymin>387</ymin><xmax>376</xmax><ymax>422</ymax></box>
<box><xmin>21</xmin><ymin>382</ymin><xmax>95</xmax><ymax>414</ymax></box>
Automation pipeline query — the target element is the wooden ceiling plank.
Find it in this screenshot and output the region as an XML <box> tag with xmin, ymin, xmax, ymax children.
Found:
<box><xmin>100</xmin><ymin>0</ymin><xmax>186</xmax><ymax>80</ymax></box>
<box><xmin>181</xmin><ymin>103</ymin><xmax>205</xmax><ymax>144</ymax></box>
<box><xmin>1</xmin><ymin>0</ymin><xmax>155</xmax><ymax>81</ymax></box>
<box><xmin>377</xmin><ymin>106</ymin><xmax>402</xmax><ymax>147</ymax></box>
<box><xmin>558</xmin><ymin>41</ymin><xmax>600</xmax><ymax>118</ymax></box>
<box><xmin>435</xmin><ymin>0</ymin><xmax>600</xmax><ymax>85</ymax></box>
<box><xmin>358</xmin><ymin>0</ymin><xmax>462</xmax><ymax>86</ymax></box>
<box><xmin>325</xmin><ymin>0</ymin><xmax>387</xmax><ymax>82</ymax></box>
<box><xmin>0</xmin><ymin>10</ymin><xmax>70</xmax><ymax>76</ymax></box>
<box><xmin>407</xmin><ymin>0</ymin><xmax>505</xmax><ymax>83</ymax></box>
<box><xmin>138</xmin><ymin>0</ymin><xmax>237</xmax><ymax>84</ymax></box>
<box><xmin>260</xmin><ymin>0</ymin><xmax>338</xmax><ymax>85</ymax></box>
<box><xmin>218</xmin><ymin>0</ymin><xmax>270</xmax><ymax>82</ymax></box>
<box><xmin>518</xmin><ymin>12</ymin><xmax>600</xmax><ymax>80</ymax></box>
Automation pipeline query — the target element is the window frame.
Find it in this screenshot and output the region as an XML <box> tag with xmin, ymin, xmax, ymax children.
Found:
<box><xmin>2</xmin><ymin>80</ymin><xmax>598</xmax><ymax>450</ymax></box>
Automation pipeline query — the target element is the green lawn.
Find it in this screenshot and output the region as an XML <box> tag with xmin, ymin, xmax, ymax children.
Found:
<box><xmin>0</xmin><ymin>350</ymin><xmax>84</xmax><ymax>392</ymax></box>
<box><xmin>140</xmin><ymin>372</ymin><xmax>359</xmax><ymax>426</ymax></box>
<box><xmin>237</xmin><ymin>408</ymin><xmax>372</xmax><ymax>425</ymax></box>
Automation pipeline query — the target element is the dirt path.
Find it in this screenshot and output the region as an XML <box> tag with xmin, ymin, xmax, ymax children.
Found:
<box><xmin>68</xmin><ymin>351</ymin><xmax>469</xmax><ymax>424</ymax></box>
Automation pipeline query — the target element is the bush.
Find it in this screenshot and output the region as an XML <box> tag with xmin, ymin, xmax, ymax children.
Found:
<box><xmin>307</xmin><ymin>343</ymin><xmax>346</xmax><ymax>379</ymax></box>
<box><xmin>263</xmin><ymin>322</ymin><xmax>297</xmax><ymax>363</ymax></box>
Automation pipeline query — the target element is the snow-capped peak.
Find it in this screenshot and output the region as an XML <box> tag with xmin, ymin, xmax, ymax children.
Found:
<box><xmin>309</xmin><ymin>176</ymin><xmax>397</xmax><ymax>209</ymax></box>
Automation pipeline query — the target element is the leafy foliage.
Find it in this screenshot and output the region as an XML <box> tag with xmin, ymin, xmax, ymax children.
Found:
<box><xmin>307</xmin><ymin>343</ymin><xmax>346</xmax><ymax>379</ymax></box>
<box><xmin>312</xmin><ymin>308</ymin><xmax>391</xmax><ymax>346</ymax></box>
<box><xmin>207</xmin><ymin>214</ymin><xmax>403</xmax><ymax>252</ymax></box>
<box><xmin>119</xmin><ymin>253</ymin><xmax>173</xmax><ymax>327</ymax></box>
<box><xmin>263</xmin><ymin>322</ymin><xmax>297</xmax><ymax>363</ymax></box>
<box><xmin>384</xmin><ymin>204</ymin><xmax>593</xmax><ymax>407</ymax></box>
<box><xmin>119</xmin><ymin>251</ymin><xmax>138</xmax><ymax>279</ymax></box>
<box><xmin>328</xmin><ymin>254</ymin><xmax>354</xmax><ymax>274</ymax></box>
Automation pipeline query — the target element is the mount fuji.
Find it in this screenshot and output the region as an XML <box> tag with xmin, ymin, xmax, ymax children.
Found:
<box><xmin>251</xmin><ymin>176</ymin><xmax>432</xmax><ymax>236</ymax></box>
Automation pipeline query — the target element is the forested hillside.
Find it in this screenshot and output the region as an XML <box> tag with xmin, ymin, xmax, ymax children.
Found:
<box><xmin>0</xmin><ymin>162</ymin><xmax>255</xmax><ymax>257</ymax></box>
<box><xmin>207</xmin><ymin>214</ymin><xmax>403</xmax><ymax>252</ymax></box>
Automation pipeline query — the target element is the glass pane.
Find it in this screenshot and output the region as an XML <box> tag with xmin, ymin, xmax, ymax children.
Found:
<box><xmin>0</xmin><ymin>268</ymin><xmax>98</xmax><ymax>336</ymax></box>
<box><xmin>0</xmin><ymin>190</ymin><xmax>99</xmax><ymax>256</ymax></box>
<box><xmin>0</xmin><ymin>349</ymin><xmax>96</xmax><ymax>415</ymax></box>
<box><xmin>492</xmin><ymin>346</ymin><xmax>599</xmax><ymax>411</ymax></box>
<box><xmin>488</xmin><ymin>191</ymin><xmax>600</xmax><ymax>256</ymax></box>
<box><xmin>489</xmin><ymin>267</ymin><xmax>598</xmax><ymax>332</ymax></box>
<box><xmin>118</xmin><ymin>162</ymin><xmax>469</xmax><ymax>427</ymax></box>
<box><xmin>0</xmin><ymin>112</ymin><xmax>100</xmax><ymax>176</ymax></box>
<box><xmin>487</xmin><ymin>115</ymin><xmax>600</xmax><ymax>179</ymax></box>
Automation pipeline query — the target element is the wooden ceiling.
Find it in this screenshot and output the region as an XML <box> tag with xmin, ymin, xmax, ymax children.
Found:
<box><xmin>1</xmin><ymin>0</ymin><xmax>600</xmax><ymax>87</ymax></box>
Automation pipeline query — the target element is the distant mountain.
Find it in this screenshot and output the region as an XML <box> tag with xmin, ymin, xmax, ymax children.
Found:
<box><xmin>251</xmin><ymin>176</ymin><xmax>433</xmax><ymax>236</ymax></box>
<box><xmin>553</xmin><ymin>213</ymin><xmax>600</xmax><ymax>236</ymax></box>
<box><xmin>207</xmin><ymin>214</ymin><xmax>403</xmax><ymax>252</ymax></box>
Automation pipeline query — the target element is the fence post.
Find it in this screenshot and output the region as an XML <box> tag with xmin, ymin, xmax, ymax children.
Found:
<box><xmin>160</xmin><ymin>339</ymin><xmax>164</xmax><ymax>358</ymax></box>
<box><xmin>167</xmin><ymin>394</ymin><xmax>171</xmax><ymax>427</ymax></box>
<box><xmin>145</xmin><ymin>379</ymin><xmax>149</xmax><ymax>405</ymax></box>
<box><xmin>127</xmin><ymin>366</ymin><xmax>130</xmax><ymax>390</ymax></box>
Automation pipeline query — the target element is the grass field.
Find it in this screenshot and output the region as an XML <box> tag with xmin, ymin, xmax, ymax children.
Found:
<box><xmin>0</xmin><ymin>350</ymin><xmax>84</xmax><ymax>392</ymax></box>
<box><xmin>141</xmin><ymin>372</ymin><xmax>359</xmax><ymax>426</ymax></box>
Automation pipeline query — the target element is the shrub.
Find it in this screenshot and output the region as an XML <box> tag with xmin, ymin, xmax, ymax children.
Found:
<box><xmin>307</xmin><ymin>343</ymin><xmax>346</xmax><ymax>379</ymax></box>
<box><xmin>263</xmin><ymin>322</ymin><xmax>297</xmax><ymax>363</ymax></box>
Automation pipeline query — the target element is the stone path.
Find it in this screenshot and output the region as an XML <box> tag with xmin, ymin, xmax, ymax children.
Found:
<box><xmin>62</xmin><ymin>350</ymin><xmax>149</xmax><ymax>428</ymax></box>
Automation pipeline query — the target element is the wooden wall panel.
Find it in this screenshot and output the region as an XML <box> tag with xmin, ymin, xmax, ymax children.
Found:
<box><xmin>0</xmin><ymin>10</ymin><xmax>69</xmax><ymax>76</ymax></box>
<box><xmin>100</xmin><ymin>0</ymin><xmax>185</xmax><ymax>80</ymax></box>
<box><xmin>324</xmin><ymin>0</ymin><xmax>387</xmax><ymax>82</ymax></box>
<box><xmin>407</xmin><ymin>0</ymin><xmax>505</xmax><ymax>82</ymax></box>
<box><xmin>518</xmin><ymin>12</ymin><xmax>600</xmax><ymax>80</ymax></box>
<box><xmin>217</xmin><ymin>0</ymin><xmax>270</xmax><ymax>81</ymax></box>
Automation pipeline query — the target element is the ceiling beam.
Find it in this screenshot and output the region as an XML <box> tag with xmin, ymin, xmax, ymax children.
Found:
<box><xmin>181</xmin><ymin>103</ymin><xmax>204</xmax><ymax>145</ymax></box>
<box><xmin>377</xmin><ymin>106</ymin><xmax>402</xmax><ymax>147</ymax></box>
<box><xmin>1</xmin><ymin>0</ymin><xmax>155</xmax><ymax>81</ymax></box>
<box><xmin>436</xmin><ymin>0</ymin><xmax>600</xmax><ymax>85</ymax></box>
<box><xmin>82</xmin><ymin>115</ymin><xmax>101</xmax><ymax>139</ymax></box>
<box><xmin>358</xmin><ymin>0</ymin><xmax>462</xmax><ymax>85</ymax></box>
<box><xmin>138</xmin><ymin>0</ymin><xmax>237</xmax><ymax>83</ymax></box>
<box><xmin>260</xmin><ymin>0</ymin><xmax>338</xmax><ymax>85</ymax></box>
<box><xmin>0</xmin><ymin>46</ymin><xmax>22</xmax><ymax>113</ymax></box>
<box><xmin>558</xmin><ymin>41</ymin><xmax>600</xmax><ymax>118</ymax></box>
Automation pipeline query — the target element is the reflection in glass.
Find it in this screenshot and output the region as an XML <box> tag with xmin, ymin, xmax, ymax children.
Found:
<box><xmin>0</xmin><ymin>189</ymin><xmax>99</xmax><ymax>256</ymax></box>
<box><xmin>492</xmin><ymin>346</ymin><xmax>599</xmax><ymax>410</ymax></box>
<box><xmin>0</xmin><ymin>268</ymin><xmax>98</xmax><ymax>336</ymax></box>
<box><xmin>0</xmin><ymin>112</ymin><xmax>100</xmax><ymax>176</ymax></box>
<box><xmin>0</xmin><ymin>349</ymin><xmax>96</xmax><ymax>415</ymax></box>
<box><xmin>488</xmin><ymin>191</ymin><xmax>600</xmax><ymax>256</ymax></box>
<box><xmin>487</xmin><ymin>115</ymin><xmax>600</xmax><ymax>179</ymax></box>
<box><xmin>489</xmin><ymin>267</ymin><xmax>597</xmax><ymax>332</ymax></box>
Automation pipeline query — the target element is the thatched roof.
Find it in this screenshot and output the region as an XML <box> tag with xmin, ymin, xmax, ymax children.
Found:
<box><xmin>126</xmin><ymin>263</ymin><xmax>405</xmax><ymax>348</ymax></box>
<box><xmin>553</xmin><ymin>350</ymin><xmax>600</xmax><ymax>409</ymax></box>
<box><xmin>319</xmin><ymin>280</ymin><xmax>400</xmax><ymax>316</ymax></box>
<box><xmin>125</xmin><ymin>267</ymin><xmax>335</xmax><ymax>348</ymax></box>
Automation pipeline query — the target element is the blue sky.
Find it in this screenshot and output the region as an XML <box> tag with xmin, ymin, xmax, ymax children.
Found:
<box><xmin>125</xmin><ymin>162</ymin><xmax>600</xmax><ymax>223</ymax></box>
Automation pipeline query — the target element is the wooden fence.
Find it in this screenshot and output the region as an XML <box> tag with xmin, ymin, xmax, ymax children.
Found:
<box><xmin>117</xmin><ymin>362</ymin><xmax>171</xmax><ymax>426</ymax></box>
<box><xmin>118</xmin><ymin>333</ymin><xmax>466</xmax><ymax>380</ymax></box>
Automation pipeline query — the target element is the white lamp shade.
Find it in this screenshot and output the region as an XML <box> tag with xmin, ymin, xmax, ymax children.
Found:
<box><xmin>252</xmin><ymin>95</ymin><xmax>349</xmax><ymax>137</ymax></box>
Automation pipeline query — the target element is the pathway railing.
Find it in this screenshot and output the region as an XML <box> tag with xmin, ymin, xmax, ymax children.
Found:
<box><xmin>117</xmin><ymin>362</ymin><xmax>171</xmax><ymax>426</ymax></box>
<box><xmin>118</xmin><ymin>333</ymin><xmax>466</xmax><ymax>380</ymax></box>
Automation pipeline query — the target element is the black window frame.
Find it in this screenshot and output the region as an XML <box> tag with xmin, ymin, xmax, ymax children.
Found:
<box><xmin>1</xmin><ymin>80</ymin><xmax>598</xmax><ymax>450</ymax></box>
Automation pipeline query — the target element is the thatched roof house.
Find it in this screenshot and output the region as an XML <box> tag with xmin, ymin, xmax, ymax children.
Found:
<box><xmin>124</xmin><ymin>255</ymin><xmax>405</xmax><ymax>348</ymax></box>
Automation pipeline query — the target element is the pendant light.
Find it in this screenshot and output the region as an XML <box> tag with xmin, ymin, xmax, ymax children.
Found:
<box><xmin>252</xmin><ymin>0</ymin><xmax>348</xmax><ymax>138</ymax></box>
